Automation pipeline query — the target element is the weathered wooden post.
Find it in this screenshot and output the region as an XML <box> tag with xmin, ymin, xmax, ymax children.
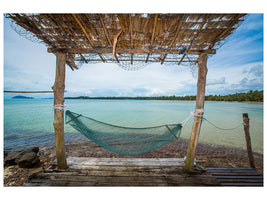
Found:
<box><xmin>185</xmin><ymin>53</ymin><xmax>208</xmax><ymax>172</ymax></box>
<box><xmin>53</xmin><ymin>52</ymin><xmax>67</xmax><ymax>169</ymax></box>
<box><xmin>242</xmin><ymin>113</ymin><xmax>255</xmax><ymax>168</ymax></box>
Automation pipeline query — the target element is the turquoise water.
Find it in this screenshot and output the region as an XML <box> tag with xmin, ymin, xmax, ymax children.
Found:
<box><xmin>4</xmin><ymin>99</ymin><xmax>263</xmax><ymax>154</ymax></box>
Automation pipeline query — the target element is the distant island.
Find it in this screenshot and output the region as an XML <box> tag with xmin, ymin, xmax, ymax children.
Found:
<box><xmin>12</xmin><ymin>95</ymin><xmax>34</xmax><ymax>99</ymax></box>
<box><xmin>65</xmin><ymin>90</ymin><xmax>263</xmax><ymax>102</ymax></box>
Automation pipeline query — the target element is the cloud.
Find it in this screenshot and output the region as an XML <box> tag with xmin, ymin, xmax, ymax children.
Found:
<box><xmin>248</xmin><ymin>64</ymin><xmax>263</xmax><ymax>77</ymax></box>
<box><xmin>207</xmin><ymin>77</ymin><xmax>226</xmax><ymax>86</ymax></box>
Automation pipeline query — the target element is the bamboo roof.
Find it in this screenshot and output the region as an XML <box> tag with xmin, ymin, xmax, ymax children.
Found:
<box><xmin>6</xmin><ymin>13</ymin><xmax>246</xmax><ymax>70</ymax></box>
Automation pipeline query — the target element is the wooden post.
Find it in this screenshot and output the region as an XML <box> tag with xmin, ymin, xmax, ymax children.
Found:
<box><xmin>185</xmin><ymin>53</ymin><xmax>208</xmax><ymax>172</ymax></box>
<box><xmin>242</xmin><ymin>113</ymin><xmax>255</xmax><ymax>168</ymax></box>
<box><xmin>53</xmin><ymin>52</ymin><xmax>67</xmax><ymax>169</ymax></box>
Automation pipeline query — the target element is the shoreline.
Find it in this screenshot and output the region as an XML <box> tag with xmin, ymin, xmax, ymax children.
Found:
<box><xmin>4</xmin><ymin>139</ymin><xmax>263</xmax><ymax>186</ymax></box>
<box><xmin>64</xmin><ymin>98</ymin><xmax>263</xmax><ymax>104</ymax></box>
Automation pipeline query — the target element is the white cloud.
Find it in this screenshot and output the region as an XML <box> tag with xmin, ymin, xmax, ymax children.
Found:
<box><xmin>65</xmin><ymin>62</ymin><xmax>197</xmax><ymax>97</ymax></box>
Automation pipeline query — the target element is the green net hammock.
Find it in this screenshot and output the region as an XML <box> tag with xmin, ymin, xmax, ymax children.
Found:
<box><xmin>65</xmin><ymin>110</ymin><xmax>184</xmax><ymax>155</ymax></box>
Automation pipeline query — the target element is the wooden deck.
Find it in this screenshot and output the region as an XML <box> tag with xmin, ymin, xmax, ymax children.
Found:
<box><xmin>207</xmin><ymin>168</ymin><xmax>263</xmax><ymax>186</ymax></box>
<box><xmin>24</xmin><ymin>157</ymin><xmax>220</xmax><ymax>186</ymax></box>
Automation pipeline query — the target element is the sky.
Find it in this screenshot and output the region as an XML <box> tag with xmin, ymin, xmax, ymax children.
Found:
<box><xmin>3</xmin><ymin>13</ymin><xmax>264</xmax><ymax>98</ymax></box>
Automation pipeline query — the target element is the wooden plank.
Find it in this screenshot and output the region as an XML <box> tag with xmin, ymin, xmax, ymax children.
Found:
<box><xmin>66</xmin><ymin>157</ymin><xmax>185</xmax><ymax>167</ymax></box>
<box><xmin>207</xmin><ymin>167</ymin><xmax>259</xmax><ymax>170</ymax></box>
<box><xmin>214</xmin><ymin>176</ymin><xmax>263</xmax><ymax>179</ymax></box>
<box><xmin>216</xmin><ymin>179</ymin><xmax>263</xmax><ymax>183</ymax></box>
<box><xmin>26</xmin><ymin>179</ymin><xmax>168</xmax><ymax>186</ymax></box>
<box><xmin>48</xmin><ymin>165</ymin><xmax>183</xmax><ymax>172</ymax></box>
<box><xmin>220</xmin><ymin>182</ymin><xmax>263</xmax><ymax>186</ymax></box>
<box><xmin>185</xmin><ymin>53</ymin><xmax>208</xmax><ymax>172</ymax></box>
<box><xmin>27</xmin><ymin>171</ymin><xmax>220</xmax><ymax>186</ymax></box>
<box><xmin>48</xmin><ymin>47</ymin><xmax>216</xmax><ymax>55</ymax></box>
<box><xmin>210</xmin><ymin>173</ymin><xmax>262</xmax><ymax>176</ymax></box>
<box><xmin>207</xmin><ymin>168</ymin><xmax>260</xmax><ymax>172</ymax></box>
<box><xmin>207</xmin><ymin>168</ymin><xmax>260</xmax><ymax>173</ymax></box>
<box><xmin>24</xmin><ymin>157</ymin><xmax>222</xmax><ymax>186</ymax></box>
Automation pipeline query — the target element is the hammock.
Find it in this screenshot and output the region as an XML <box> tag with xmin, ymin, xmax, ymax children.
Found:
<box><xmin>65</xmin><ymin>110</ymin><xmax>183</xmax><ymax>155</ymax></box>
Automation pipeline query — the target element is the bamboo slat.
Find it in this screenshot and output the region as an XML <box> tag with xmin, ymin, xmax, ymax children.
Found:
<box><xmin>6</xmin><ymin>13</ymin><xmax>246</xmax><ymax>68</ymax></box>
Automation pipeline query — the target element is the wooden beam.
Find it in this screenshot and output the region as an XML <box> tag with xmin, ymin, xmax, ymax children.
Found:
<box><xmin>131</xmin><ymin>53</ymin><xmax>133</xmax><ymax>65</ymax></box>
<box><xmin>72</xmin><ymin>14</ymin><xmax>106</xmax><ymax>63</ymax></box>
<box><xmin>168</xmin><ymin>15</ymin><xmax>185</xmax><ymax>48</ymax></box>
<box><xmin>185</xmin><ymin>53</ymin><xmax>208</xmax><ymax>172</ymax></box>
<box><xmin>48</xmin><ymin>47</ymin><xmax>216</xmax><ymax>55</ymax></box>
<box><xmin>150</xmin><ymin>14</ymin><xmax>158</xmax><ymax>46</ymax></box>
<box><xmin>178</xmin><ymin>14</ymin><xmax>210</xmax><ymax>65</ymax></box>
<box><xmin>129</xmin><ymin>14</ymin><xmax>134</xmax><ymax>48</ymax></box>
<box><xmin>129</xmin><ymin>14</ymin><xmax>134</xmax><ymax>65</ymax></box>
<box><xmin>74</xmin><ymin>59</ymin><xmax>195</xmax><ymax>63</ymax></box>
<box><xmin>145</xmin><ymin>54</ymin><xmax>150</xmax><ymax>63</ymax></box>
<box><xmin>242</xmin><ymin>113</ymin><xmax>256</xmax><ymax>168</ymax></box>
<box><xmin>53</xmin><ymin>53</ymin><xmax>67</xmax><ymax>169</ymax></box>
<box><xmin>146</xmin><ymin>14</ymin><xmax>158</xmax><ymax>63</ymax></box>
<box><xmin>4</xmin><ymin>90</ymin><xmax>66</xmax><ymax>93</ymax></box>
<box><xmin>47</xmin><ymin>14</ymin><xmax>81</xmax><ymax>70</ymax></box>
<box><xmin>160</xmin><ymin>54</ymin><xmax>167</xmax><ymax>65</ymax></box>
<box><xmin>161</xmin><ymin>14</ymin><xmax>185</xmax><ymax>65</ymax></box>
<box><xmin>98</xmin><ymin>14</ymin><xmax>112</xmax><ymax>46</ymax></box>
<box><xmin>98</xmin><ymin>14</ymin><xmax>119</xmax><ymax>63</ymax></box>
<box><xmin>72</xmin><ymin>14</ymin><xmax>94</xmax><ymax>47</ymax></box>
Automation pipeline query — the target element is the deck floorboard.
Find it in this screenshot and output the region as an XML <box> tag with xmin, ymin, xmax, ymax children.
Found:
<box><xmin>24</xmin><ymin>157</ymin><xmax>263</xmax><ymax>186</ymax></box>
<box><xmin>25</xmin><ymin>157</ymin><xmax>220</xmax><ymax>186</ymax></box>
<box><xmin>206</xmin><ymin>168</ymin><xmax>263</xmax><ymax>187</ymax></box>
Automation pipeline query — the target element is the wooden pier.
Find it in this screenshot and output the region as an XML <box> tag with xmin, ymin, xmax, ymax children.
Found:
<box><xmin>207</xmin><ymin>168</ymin><xmax>263</xmax><ymax>186</ymax></box>
<box><xmin>25</xmin><ymin>157</ymin><xmax>221</xmax><ymax>186</ymax></box>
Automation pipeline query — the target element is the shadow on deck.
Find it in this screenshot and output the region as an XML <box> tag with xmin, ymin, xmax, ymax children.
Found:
<box><xmin>24</xmin><ymin>157</ymin><xmax>263</xmax><ymax>186</ymax></box>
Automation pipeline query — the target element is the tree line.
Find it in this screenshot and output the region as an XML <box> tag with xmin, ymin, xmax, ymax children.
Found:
<box><xmin>65</xmin><ymin>90</ymin><xmax>263</xmax><ymax>102</ymax></box>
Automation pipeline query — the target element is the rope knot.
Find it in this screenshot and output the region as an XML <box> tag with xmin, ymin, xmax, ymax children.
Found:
<box><xmin>193</xmin><ymin>109</ymin><xmax>204</xmax><ymax>117</ymax></box>
<box><xmin>53</xmin><ymin>104</ymin><xmax>66</xmax><ymax>111</ymax></box>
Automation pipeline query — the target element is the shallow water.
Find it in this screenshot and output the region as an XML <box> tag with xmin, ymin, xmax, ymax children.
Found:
<box><xmin>4</xmin><ymin>99</ymin><xmax>263</xmax><ymax>154</ymax></box>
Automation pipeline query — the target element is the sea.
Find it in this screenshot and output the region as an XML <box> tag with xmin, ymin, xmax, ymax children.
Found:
<box><xmin>3</xmin><ymin>99</ymin><xmax>263</xmax><ymax>154</ymax></box>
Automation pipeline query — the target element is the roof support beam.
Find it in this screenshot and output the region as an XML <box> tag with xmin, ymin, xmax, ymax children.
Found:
<box><xmin>129</xmin><ymin>14</ymin><xmax>134</xmax><ymax>65</ymax></box>
<box><xmin>98</xmin><ymin>14</ymin><xmax>119</xmax><ymax>63</ymax></box>
<box><xmin>72</xmin><ymin>14</ymin><xmax>94</xmax><ymax>46</ymax></box>
<box><xmin>146</xmin><ymin>14</ymin><xmax>158</xmax><ymax>63</ymax></box>
<box><xmin>185</xmin><ymin>53</ymin><xmax>208</xmax><ymax>172</ymax></box>
<box><xmin>53</xmin><ymin>52</ymin><xmax>67</xmax><ymax>169</ymax></box>
<box><xmin>178</xmin><ymin>14</ymin><xmax>210</xmax><ymax>65</ymax></box>
<box><xmin>72</xmin><ymin>14</ymin><xmax>106</xmax><ymax>63</ymax></box>
<box><xmin>161</xmin><ymin>14</ymin><xmax>185</xmax><ymax>65</ymax></box>
<box><xmin>48</xmin><ymin>47</ymin><xmax>216</xmax><ymax>55</ymax></box>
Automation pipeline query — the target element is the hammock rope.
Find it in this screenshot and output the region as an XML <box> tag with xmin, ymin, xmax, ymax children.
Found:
<box><xmin>65</xmin><ymin>109</ymin><xmax>244</xmax><ymax>155</ymax></box>
<box><xmin>65</xmin><ymin>110</ymin><xmax>184</xmax><ymax>155</ymax></box>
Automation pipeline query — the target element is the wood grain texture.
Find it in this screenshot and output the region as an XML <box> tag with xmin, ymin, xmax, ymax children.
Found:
<box><xmin>25</xmin><ymin>157</ymin><xmax>220</xmax><ymax>186</ymax></box>
<box><xmin>185</xmin><ymin>53</ymin><xmax>208</xmax><ymax>172</ymax></box>
<box><xmin>53</xmin><ymin>53</ymin><xmax>67</xmax><ymax>169</ymax></box>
